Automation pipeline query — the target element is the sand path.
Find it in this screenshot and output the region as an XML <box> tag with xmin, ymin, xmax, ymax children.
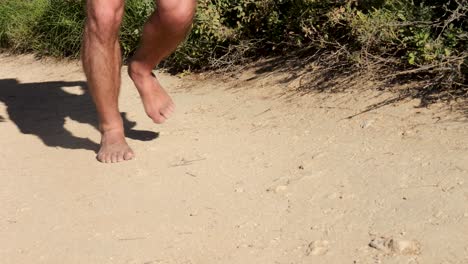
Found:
<box><xmin>0</xmin><ymin>55</ymin><xmax>467</xmax><ymax>264</ymax></box>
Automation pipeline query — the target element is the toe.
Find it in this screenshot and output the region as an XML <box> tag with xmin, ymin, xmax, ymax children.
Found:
<box><xmin>161</xmin><ymin>108</ymin><xmax>173</xmax><ymax>119</ymax></box>
<box><xmin>168</xmin><ymin>103</ymin><xmax>176</xmax><ymax>113</ymax></box>
<box><xmin>162</xmin><ymin>103</ymin><xmax>175</xmax><ymax>118</ymax></box>
<box><xmin>111</xmin><ymin>152</ymin><xmax>119</xmax><ymax>163</ymax></box>
<box><xmin>97</xmin><ymin>153</ymin><xmax>105</xmax><ymax>163</ymax></box>
<box><xmin>151</xmin><ymin>113</ymin><xmax>166</xmax><ymax>124</ymax></box>
<box><xmin>116</xmin><ymin>152</ymin><xmax>124</xmax><ymax>163</ymax></box>
<box><xmin>99</xmin><ymin>153</ymin><xmax>108</xmax><ymax>163</ymax></box>
<box><xmin>98</xmin><ymin>153</ymin><xmax>111</xmax><ymax>163</ymax></box>
<box><xmin>105</xmin><ymin>154</ymin><xmax>112</xmax><ymax>164</ymax></box>
<box><xmin>168</xmin><ymin>102</ymin><xmax>175</xmax><ymax>111</ymax></box>
<box><xmin>147</xmin><ymin>109</ymin><xmax>165</xmax><ymax>124</ymax></box>
<box><xmin>153</xmin><ymin>117</ymin><xmax>166</xmax><ymax>124</ymax></box>
<box><xmin>124</xmin><ymin>150</ymin><xmax>134</xmax><ymax>160</ymax></box>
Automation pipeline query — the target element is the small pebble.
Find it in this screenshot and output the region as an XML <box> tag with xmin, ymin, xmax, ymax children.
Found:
<box><xmin>235</xmin><ymin>188</ymin><xmax>245</xmax><ymax>193</ymax></box>
<box><xmin>306</xmin><ymin>240</ymin><xmax>330</xmax><ymax>256</ymax></box>
<box><xmin>275</xmin><ymin>185</ymin><xmax>288</xmax><ymax>193</ymax></box>
<box><xmin>389</xmin><ymin>239</ymin><xmax>421</xmax><ymax>255</ymax></box>
<box><xmin>369</xmin><ymin>237</ymin><xmax>421</xmax><ymax>255</ymax></box>
<box><xmin>369</xmin><ymin>237</ymin><xmax>388</xmax><ymax>251</ymax></box>
<box><xmin>360</xmin><ymin>119</ymin><xmax>374</xmax><ymax>129</ymax></box>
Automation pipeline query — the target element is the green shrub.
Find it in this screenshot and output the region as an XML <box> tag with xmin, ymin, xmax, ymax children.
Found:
<box><xmin>120</xmin><ymin>0</ymin><xmax>154</xmax><ymax>58</ymax></box>
<box><xmin>32</xmin><ymin>0</ymin><xmax>85</xmax><ymax>57</ymax></box>
<box><xmin>8</xmin><ymin>0</ymin><xmax>153</xmax><ymax>58</ymax></box>
<box><xmin>347</xmin><ymin>0</ymin><xmax>467</xmax><ymax>66</ymax></box>
<box><xmin>0</xmin><ymin>0</ymin><xmax>47</xmax><ymax>51</ymax></box>
<box><xmin>0</xmin><ymin>0</ymin><xmax>466</xmax><ymax>97</ymax></box>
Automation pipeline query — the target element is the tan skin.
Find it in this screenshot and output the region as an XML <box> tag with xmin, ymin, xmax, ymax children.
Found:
<box><xmin>82</xmin><ymin>0</ymin><xmax>196</xmax><ymax>163</ymax></box>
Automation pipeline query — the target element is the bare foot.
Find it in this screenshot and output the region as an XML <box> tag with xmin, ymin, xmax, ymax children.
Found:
<box><xmin>128</xmin><ymin>61</ymin><xmax>175</xmax><ymax>124</ymax></box>
<box><xmin>97</xmin><ymin>129</ymin><xmax>134</xmax><ymax>163</ymax></box>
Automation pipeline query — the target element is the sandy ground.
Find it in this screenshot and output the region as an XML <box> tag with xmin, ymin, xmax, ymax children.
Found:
<box><xmin>0</xmin><ymin>54</ymin><xmax>467</xmax><ymax>264</ymax></box>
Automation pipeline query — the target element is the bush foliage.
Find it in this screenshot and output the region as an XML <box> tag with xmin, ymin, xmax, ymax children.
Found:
<box><xmin>0</xmin><ymin>0</ymin><xmax>466</xmax><ymax>98</ymax></box>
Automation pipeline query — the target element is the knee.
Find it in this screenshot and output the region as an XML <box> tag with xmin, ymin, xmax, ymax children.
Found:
<box><xmin>157</xmin><ymin>0</ymin><xmax>196</xmax><ymax>29</ymax></box>
<box><xmin>86</xmin><ymin>1</ymin><xmax>124</xmax><ymax>40</ymax></box>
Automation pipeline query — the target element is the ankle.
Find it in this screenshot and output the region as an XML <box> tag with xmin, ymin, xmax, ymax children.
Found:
<box><xmin>128</xmin><ymin>59</ymin><xmax>154</xmax><ymax>78</ymax></box>
<box><xmin>100</xmin><ymin>127</ymin><xmax>126</xmax><ymax>145</ymax></box>
<box><xmin>99</xmin><ymin>122</ymin><xmax>124</xmax><ymax>135</ymax></box>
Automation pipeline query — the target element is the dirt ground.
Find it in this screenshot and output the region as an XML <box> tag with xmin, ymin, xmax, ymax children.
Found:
<box><xmin>0</xmin><ymin>54</ymin><xmax>467</xmax><ymax>264</ymax></box>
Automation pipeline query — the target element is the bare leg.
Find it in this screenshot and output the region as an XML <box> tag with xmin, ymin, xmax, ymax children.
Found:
<box><xmin>82</xmin><ymin>0</ymin><xmax>134</xmax><ymax>163</ymax></box>
<box><xmin>128</xmin><ymin>0</ymin><xmax>197</xmax><ymax>123</ymax></box>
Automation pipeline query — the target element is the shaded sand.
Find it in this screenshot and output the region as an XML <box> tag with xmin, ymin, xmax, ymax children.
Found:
<box><xmin>0</xmin><ymin>55</ymin><xmax>467</xmax><ymax>264</ymax></box>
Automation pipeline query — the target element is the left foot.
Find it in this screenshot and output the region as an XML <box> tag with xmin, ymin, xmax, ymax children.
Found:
<box><xmin>97</xmin><ymin>128</ymin><xmax>134</xmax><ymax>163</ymax></box>
<box><xmin>128</xmin><ymin>61</ymin><xmax>175</xmax><ymax>124</ymax></box>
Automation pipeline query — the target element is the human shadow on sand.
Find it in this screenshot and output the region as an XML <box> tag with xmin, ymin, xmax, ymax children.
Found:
<box><xmin>0</xmin><ymin>79</ymin><xmax>158</xmax><ymax>152</ymax></box>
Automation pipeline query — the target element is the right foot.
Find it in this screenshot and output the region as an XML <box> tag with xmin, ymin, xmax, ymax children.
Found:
<box><xmin>128</xmin><ymin>61</ymin><xmax>175</xmax><ymax>124</ymax></box>
<box><xmin>97</xmin><ymin>129</ymin><xmax>134</xmax><ymax>163</ymax></box>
